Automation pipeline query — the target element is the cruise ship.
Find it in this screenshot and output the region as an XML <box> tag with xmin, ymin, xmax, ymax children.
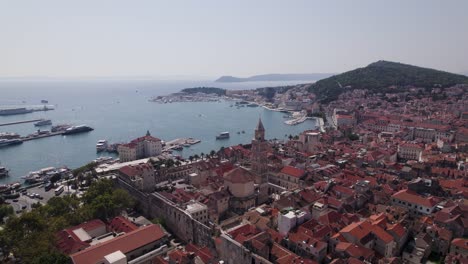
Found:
<box><xmin>0</xmin><ymin>107</ymin><xmax>33</xmax><ymax>116</ymax></box>
<box><xmin>62</xmin><ymin>125</ymin><xmax>94</xmax><ymax>135</ymax></box>
<box><xmin>216</xmin><ymin>132</ymin><xmax>230</xmax><ymax>140</ymax></box>
<box><xmin>0</xmin><ymin>138</ymin><xmax>23</xmax><ymax>147</ymax></box>
<box><xmin>34</xmin><ymin>119</ymin><xmax>52</xmax><ymax>126</ymax></box>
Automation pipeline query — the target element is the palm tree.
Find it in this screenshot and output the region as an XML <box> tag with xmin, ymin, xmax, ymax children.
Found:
<box><xmin>189</xmin><ymin>156</ymin><xmax>194</xmax><ymax>163</ymax></box>
<box><xmin>194</xmin><ymin>154</ymin><xmax>200</xmax><ymax>161</ymax></box>
<box><xmin>210</xmin><ymin>150</ymin><xmax>216</xmax><ymax>157</ymax></box>
<box><xmin>201</xmin><ymin>152</ymin><xmax>205</xmax><ymax>160</ymax></box>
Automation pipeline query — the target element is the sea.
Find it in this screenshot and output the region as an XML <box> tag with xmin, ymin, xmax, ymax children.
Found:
<box><xmin>0</xmin><ymin>79</ymin><xmax>318</xmax><ymax>184</ymax></box>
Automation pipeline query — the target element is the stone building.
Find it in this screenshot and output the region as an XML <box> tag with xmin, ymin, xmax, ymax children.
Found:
<box><xmin>118</xmin><ymin>131</ymin><xmax>162</xmax><ymax>162</ymax></box>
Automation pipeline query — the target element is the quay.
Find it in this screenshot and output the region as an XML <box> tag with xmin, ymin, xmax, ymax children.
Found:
<box><xmin>0</xmin><ymin>119</ymin><xmax>43</xmax><ymax>127</ymax></box>
<box><xmin>20</xmin><ymin>131</ymin><xmax>64</xmax><ymax>142</ymax></box>
<box><xmin>164</xmin><ymin>138</ymin><xmax>201</xmax><ymax>151</ymax></box>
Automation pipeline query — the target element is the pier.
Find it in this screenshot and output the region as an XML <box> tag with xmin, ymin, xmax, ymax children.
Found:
<box><xmin>0</xmin><ymin>119</ymin><xmax>43</xmax><ymax>127</ymax></box>
<box><xmin>21</xmin><ymin>131</ymin><xmax>64</xmax><ymax>141</ymax></box>
<box><xmin>164</xmin><ymin>138</ymin><xmax>201</xmax><ymax>151</ymax></box>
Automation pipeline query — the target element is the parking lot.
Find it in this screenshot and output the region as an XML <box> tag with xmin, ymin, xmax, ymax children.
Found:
<box><xmin>4</xmin><ymin>183</ymin><xmax>75</xmax><ymax>215</ymax></box>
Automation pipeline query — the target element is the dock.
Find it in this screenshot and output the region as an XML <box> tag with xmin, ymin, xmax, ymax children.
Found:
<box><xmin>0</xmin><ymin>119</ymin><xmax>43</xmax><ymax>127</ymax></box>
<box><xmin>164</xmin><ymin>138</ymin><xmax>201</xmax><ymax>151</ymax></box>
<box><xmin>21</xmin><ymin>131</ymin><xmax>64</xmax><ymax>141</ymax></box>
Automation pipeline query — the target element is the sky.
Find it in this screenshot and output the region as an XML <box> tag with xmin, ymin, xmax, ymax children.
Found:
<box><xmin>0</xmin><ymin>0</ymin><xmax>467</xmax><ymax>78</ymax></box>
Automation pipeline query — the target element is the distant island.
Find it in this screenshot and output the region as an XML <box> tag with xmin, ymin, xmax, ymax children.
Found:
<box><xmin>308</xmin><ymin>60</ymin><xmax>468</xmax><ymax>103</ymax></box>
<box><xmin>215</xmin><ymin>73</ymin><xmax>334</xmax><ymax>83</ymax></box>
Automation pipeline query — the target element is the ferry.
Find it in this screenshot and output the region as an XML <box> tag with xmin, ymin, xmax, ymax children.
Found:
<box><xmin>96</xmin><ymin>140</ymin><xmax>108</xmax><ymax>152</ymax></box>
<box><xmin>62</xmin><ymin>125</ymin><xmax>94</xmax><ymax>135</ymax></box>
<box><xmin>0</xmin><ymin>138</ymin><xmax>23</xmax><ymax>148</ymax></box>
<box><xmin>216</xmin><ymin>132</ymin><xmax>230</xmax><ymax>140</ymax></box>
<box><xmin>34</xmin><ymin>119</ymin><xmax>52</xmax><ymax>126</ymax></box>
<box><xmin>0</xmin><ymin>167</ymin><xmax>9</xmax><ymax>178</ymax></box>
<box><xmin>51</xmin><ymin>124</ymin><xmax>72</xmax><ymax>132</ymax></box>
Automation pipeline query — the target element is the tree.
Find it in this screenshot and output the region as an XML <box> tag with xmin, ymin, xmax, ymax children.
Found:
<box><xmin>188</xmin><ymin>156</ymin><xmax>194</xmax><ymax>163</ymax></box>
<box><xmin>210</xmin><ymin>150</ymin><xmax>216</xmax><ymax>157</ymax></box>
<box><xmin>200</xmin><ymin>152</ymin><xmax>205</xmax><ymax>160</ymax></box>
<box><xmin>0</xmin><ymin>204</ymin><xmax>14</xmax><ymax>223</ymax></box>
<box><xmin>194</xmin><ymin>154</ymin><xmax>200</xmax><ymax>160</ymax></box>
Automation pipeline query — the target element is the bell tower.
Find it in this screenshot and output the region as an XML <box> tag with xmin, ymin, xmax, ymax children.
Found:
<box><xmin>251</xmin><ymin>118</ymin><xmax>268</xmax><ymax>179</ymax></box>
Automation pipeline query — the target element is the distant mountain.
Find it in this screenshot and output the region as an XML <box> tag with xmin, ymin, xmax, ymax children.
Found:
<box><xmin>215</xmin><ymin>73</ymin><xmax>334</xmax><ymax>83</ymax></box>
<box><xmin>308</xmin><ymin>60</ymin><xmax>468</xmax><ymax>103</ymax></box>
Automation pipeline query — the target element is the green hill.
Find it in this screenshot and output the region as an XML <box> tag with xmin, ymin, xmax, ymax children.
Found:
<box><xmin>181</xmin><ymin>87</ymin><xmax>226</xmax><ymax>96</ymax></box>
<box><xmin>309</xmin><ymin>60</ymin><xmax>468</xmax><ymax>103</ymax></box>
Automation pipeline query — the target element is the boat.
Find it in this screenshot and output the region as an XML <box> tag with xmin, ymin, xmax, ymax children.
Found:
<box><xmin>0</xmin><ymin>132</ymin><xmax>20</xmax><ymax>140</ymax></box>
<box><xmin>62</xmin><ymin>125</ymin><xmax>94</xmax><ymax>135</ymax></box>
<box><xmin>237</xmin><ymin>131</ymin><xmax>240</xmax><ymax>134</ymax></box>
<box><xmin>183</xmin><ymin>143</ymin><xmax>191</xmax><ymax>147</ymax></box>
<box><xmin>241</xmin><ymin>130</ymin><xmax>245</xmax><ymax>134</ymax></box>
<box><xmin>246</xmin><ymin>103</ymin><xmax>258</xmax><ymax>107</ymax></box>
<box><xmin>173</xmin><ymin>146</ymin><xmax>183</xmax><ymax>151</ymax></box>
<box><xmin>34</xmin><ymin>119</ymin><xmax>52</xmax><ymax>126</ymax></box>
<box><xmin>96</xmin><ymin>140</ymin><xmax>108</xmax><ymax>152</ymax></box>
<box><xmin>216</xmin><ymin>132</ymin><xmax>230</xmax><ymax>140</ymax></box>
<box><xmin>51</xmin><ymin>124</ymin><xmax>72</xmax><ymax>132</ymax></box>
<box><xmin>0</xmin><ymin>167</ymin><xmax>9</xmax><ymax>178</ymax></box>
<box><xmin>41</xmin><ymin>100</ymin><xmax>49</xmax><ymax>104</ymax></box>
<box><xmin>0</xmin><ymin>107</ymin><xmax>33</xmax><ymax>116</ymax></box>
<box><xmin>0</xmin><ymin>138</ymin><xmax>23</xmax><ymax>147</ymax></box>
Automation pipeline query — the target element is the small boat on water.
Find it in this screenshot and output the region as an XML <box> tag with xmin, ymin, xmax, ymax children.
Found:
<box><xmin>241</xmin><ymin>130</ymin><xmax>245</xmax><ymax>134</ymax></box>
<box><xmin>0</xmin><ymin>167</ymin><xmax>9</xmax><ymax>178</ymax></box>
<box><xmin>0</xmin><ymin>132</ymin><xmax>20</xmax><ymax>140</ymax></box>
<box><xmin>41</xmin><ymin>100</ymin><xmax>49</xmax><ymax>104</ymax></box>
<box><xmin>34</xmin><ymin>119</ymin><xmax>52</xmax><ymax>126</ymax></box>
<box><xmin>216</xmin><ymin>132</ymin><xmax>230</xmax><ymax>140</ymax></box>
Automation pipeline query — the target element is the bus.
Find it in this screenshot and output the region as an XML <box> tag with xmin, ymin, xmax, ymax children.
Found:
<box><xmin>44</xmin><ymin>182</ymin><xmax>53</xmax><ymax>192</ymax></box>
<box><xmin>54</xmin><ymin>185</ymin><xmax>64</xmax><ymax>196</ymax></box>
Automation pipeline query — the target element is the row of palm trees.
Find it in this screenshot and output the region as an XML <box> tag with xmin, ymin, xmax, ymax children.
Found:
<box><xmin>187</xmin><ymin>149</ymin><xmax>217</xmax><ymax>163</ymax></box>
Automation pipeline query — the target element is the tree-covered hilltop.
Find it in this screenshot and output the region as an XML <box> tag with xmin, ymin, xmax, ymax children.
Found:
<box><xmin>308</xmin><ymin>60</ymin><xmax>468</xmax><ymax>103</ymax></box>
<box><xmin>181</xmin><ymin>87</ymin><xmax>226</xmax><ymax>96</ymax></box>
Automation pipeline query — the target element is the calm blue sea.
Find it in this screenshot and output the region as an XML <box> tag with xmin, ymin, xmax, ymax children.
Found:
<box><xmin>0</xmin><ymin>79</ymin><xmax>317</xmax><ymax>183</ymax></box>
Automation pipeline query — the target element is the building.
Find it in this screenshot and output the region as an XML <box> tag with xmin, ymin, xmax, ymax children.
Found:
<box><xmin>450</xmin><ymin>238</ymin><xmax>468</xmax><ymax>257</ymax></box>
<box><xmin>185</xmin><ymin>201</ymin><xmax>209</xmax><ymax>225</ymax></box>
<box><xmin>56</xmin><ymin>219</ymin><xmax>107</xmax><ymax>255</ymax></box>
<box><xmin>119</xmin><ymin>163</ymin><xmax>155</xmax><ymax>192</ymax></box>
<box><xmin>391</xmin><ymin>189</ymin><xmax>438</xmax><ymax>216</ymax></box>
<box><xmin>118</xmin><ymin>131</ymin><xmax>162</xmax><ymax>162</ymax></box>
<box><xmin>223</xmin><ymin>167</ymin><xmax>256</xmax><ymax>213</ymax></box>
<box><xmin>270</xmin><ymin>166</ymin><xmax>305</xmax><ymax>190</ymax></box>
<box><xmin>70</xmin><ymin>224</ymin><xmax>168</xmax><ymax>264</ymax></box>
<box><xmin>397</xmin><ymin>143</ymin><xmax>423</xmax><ymax>161</ymax></box>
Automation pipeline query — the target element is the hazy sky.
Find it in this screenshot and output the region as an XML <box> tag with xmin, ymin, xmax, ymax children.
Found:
<box><xmin>1</xmin><ymin>0</ymin><xmax>467</xmax><ymax>78</ymax></box>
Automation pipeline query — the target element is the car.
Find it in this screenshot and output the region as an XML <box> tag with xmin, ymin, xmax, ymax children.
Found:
<box><xmin>21</xmin><ymin>205</ymin><xmax>27</xmax><ymax>210</ymax></box>
<box><xmin>15</xmin><ymin>210</ymin><xmax>22</xmax><ymax>214</ymax></box>
<box><xmin>37</xmin><ymin>195</ymin><xmax>43</xmax><ymax>200</ymax></box>
<box><xmin>13</xmin><ymin>199</ymin><xmax>19</xmax><ymax>202</ymax></box>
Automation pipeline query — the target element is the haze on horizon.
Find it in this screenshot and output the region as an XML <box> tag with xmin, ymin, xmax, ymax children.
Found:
<box><xmin>1</xmin><ymin>0</ymin><xmax>467</xmax><ymax>79</ymax></box>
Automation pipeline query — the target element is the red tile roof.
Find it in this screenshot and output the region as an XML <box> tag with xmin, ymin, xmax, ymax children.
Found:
<box><xmin>280</xmin><ymin>166</ymin><xmax>306</xmax><ymax>178</ymax></box>
<box><xmin>223</xmin><ymin>167</ymin><xmax>255</xmax><ymax>184</ymax></box>
<box><xmin>109</xmin><ymin>216</ymin><xmax>138</xmax><ymax>233</ymax></box>
<box><xmin>392</xmin><ymin>189</ymin><xmax>438</xmax><ymax>208</ymax></box>
<box><xmin>70</xmin><ymin>224</ymin><xmax>167</xmax><ymax>264</ymax></box>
